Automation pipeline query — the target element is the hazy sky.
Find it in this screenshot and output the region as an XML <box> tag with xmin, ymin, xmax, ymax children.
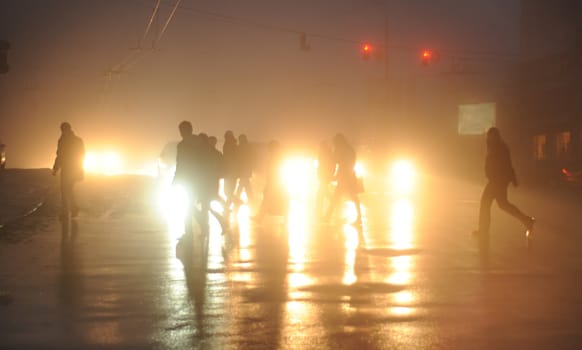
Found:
<box><xmin>0</xmin><ymin>0</ymin><xmax>520</xmax><ymax>168</ymax></box>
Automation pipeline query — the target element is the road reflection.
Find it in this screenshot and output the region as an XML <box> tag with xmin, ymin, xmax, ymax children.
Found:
<box><xmin>58</xmin><ymin>220</ymin><xmax>84</xmax><ymax>343</ymax></box>
<box><xmin>387</xmin><ymin>198</ymin><xmax>417</xmax><ymax>317</ymax></box>
<box><xmin>158</xmin><ymin>176</ymin><xmax>423</xmax><ymax>348</ymax></box>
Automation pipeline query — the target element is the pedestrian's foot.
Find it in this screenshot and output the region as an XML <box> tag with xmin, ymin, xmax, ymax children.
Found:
<box><xmin>472</xmin><ymin>229</ymin><xmax>488</xmax><ymax>236</ymax></box>
<box><xmin>526</xmin><ymin>217</ymin><xmax>536</xmax><ymax>238</ymax></box>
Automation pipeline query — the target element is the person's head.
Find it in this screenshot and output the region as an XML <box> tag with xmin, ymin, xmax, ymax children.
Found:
<box><xmin>333</xmin><ymin>133</ymin><xmax>347</xmax><ymax>148</ymax></box>
<box><xmin>209</xmin><ymin>136</ymin><xmax>218</xmax><ymax>148</ymax></box>
<box><xmin>486</xmin><ymin>127</ymin><xmax>502</xmax><ymax>146</ymax></box>
<box><xmin>178</xmin><ymin>121</ymin><xmax>193</xmax><ymax>139</ymax></box>
<box><xmin>238</xmin><ymin>134</ymin><xmax>248</xmax><ymax>145</ymax></box>
<box><xmin>198</xmin><ymin>132</ymin><xmax>209</xmax><ymax>145</ymax></box>
<box><xmin>224</xmin><ymin>130</ymin><xmax>235</xmax><ymax>143</ymax></box>
<box><xmin>60</xmin><ymin>122</ymin><xmax>72</xmax><ymax>134</ymax></box>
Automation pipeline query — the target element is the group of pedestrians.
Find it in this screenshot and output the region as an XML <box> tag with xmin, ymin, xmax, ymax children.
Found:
<box><xmin>173</xmin><ymin>121</ymin><xmax>257</xmax><ymax>244</ymax></box>
<box><xmin>50</xmin><ymin>121</ymin><xmax>535</xmax><ymax>243</ymax></box>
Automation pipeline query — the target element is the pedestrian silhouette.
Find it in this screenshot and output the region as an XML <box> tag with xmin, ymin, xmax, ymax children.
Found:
<box><xmin>234</xmin><ymin>133</ymin><xmax>254</xmax><ymax>204</ymax></box>
<box><xmin>52</xmin><ymin>122</ymin><xmax>85</xmax><ymax>220</ymax></box>
<box><xmin>316</xmin><ymin>140</ymin><xmax>335</xmax><ymax>217</ymax></box>
<box><xmin>323</xmin><ymin>133</ymin><xmax>362</xmax><ymax>224</ymax></box>
<box><xmin>199</xmin><ymin>133</ymin><xmax>229</xmax><ymax>234</ymax></box>
<box><xmin>173</xmin><ymin>121</ymin><xmax>207</xmax><ymax>245</ymax></box>
<box><xmin>222</xmin><ymin>130</ymin><xmax>238</xmax><ymax>214</ymax></box>
<box><xmin>473</xmin><ymin>127</ymin><xmax>535</xmax><ymax>237</ymax></box>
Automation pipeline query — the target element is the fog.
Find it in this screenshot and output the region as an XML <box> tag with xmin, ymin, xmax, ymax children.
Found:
<box><xmin>0</xmin><ymin>0</ymin><xmax>519</xmax><ymax>172</ymax></box>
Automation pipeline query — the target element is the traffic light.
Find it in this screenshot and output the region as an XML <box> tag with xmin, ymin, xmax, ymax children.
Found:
<box><xmin>361</xmin><ymin>43</ymin><xmax>373</xmax><ymax>60</ymax></box>
<box><xmin>420</xmin><ymin>49</ymin><xmax>433</xmax><ymax>66</ymax></box>
<box><xmin>420</xmin><ymin>49</ymin><xmax>439</xmax><ymax>66</ymax></box>
<box><xmin>0</xmin><ymin>40</ymin><xmax>10</xmax><ymax>74</ymax></box>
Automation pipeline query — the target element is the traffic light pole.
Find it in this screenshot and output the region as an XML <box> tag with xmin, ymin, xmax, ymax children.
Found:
<box><xmin>0</xmin><ymin>40</ymin><xmax>10</xmax><ymax>75</ymax></box>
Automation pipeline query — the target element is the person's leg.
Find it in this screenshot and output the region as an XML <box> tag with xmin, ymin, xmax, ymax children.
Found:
<box><xmin>235</xmin><ymin>177</ymin><xmax>252</xmax><ymax>204</ymax></box>
<box><xmin>351</xmin><ymin>192</ymin><xmax>362</xmax><ymax>224</ymax></box>
<box><xmin>477</xmin><ymin>182</ymin><xmax>495</xmax><ymax>233</ymax></box>
<box><xmin>60</xmin><ymin>177</ymin><xmax>72</xmax><ymax>217</ymax></box>
<box><xmin>196</xmin><ymin>198</ymin><xmax>210</xmax><ymax>238</ymax></box>
<box><xmin>183</xmin><ymin>186</ymin><xmax>195</xmax><ymax>238</ymax></box>
<box><xmin>243</xmin><ymin>177</ymin><xmax>253</xmax><ymax>202</ymax></box>
<box><xmin>224</xmin><ymin>177</ymin><xmax>238</xmax><ymax>210</ymax></box>
<box><xmin>494</xmin><ymin>183</ymin><xmax>534</xmax><ymax>229</ymax></box>
<box><xmin>324</xmin><ymin>184</ymin><xmax>342</xmax><ymax>221</ymax></box>
<box><xmin>209</xmin><ymin>193</ymin><xmax>228</xmax><ymax>233</ymax></box>
<box><xmin>70</xmin><ymin>181</ymin><xmax>79</xmax><ymax>217</ymax></box>
<box><xmin>316</xmin><ymin>179</ymin><xmax>329</xmax><ymax>217</ymax></box>
<box><xmin>234</xmin><ymin>178</ymin><xmax>245</xmax><ymax>202</ymax></box>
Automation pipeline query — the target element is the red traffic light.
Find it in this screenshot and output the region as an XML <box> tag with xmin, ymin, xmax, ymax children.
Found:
<box><xmin>420</xmin><ymin>49</ymin><xmax>440</xmax><ymax>66</ymax></box>
<box><xmin>421</xmin><ymin>49</ymin><xmax>433</xmax><ymax>65</ymax></box>
<box><xmin>361</xmin><ymin>43</ymin><xmax>373</xmax><ymax>60</ymax></box>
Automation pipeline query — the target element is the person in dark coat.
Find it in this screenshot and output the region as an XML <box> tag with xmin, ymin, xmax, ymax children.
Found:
<box><xmin>323</xmin><ymin>133</ymin><xmax>362</xmax><ymax>225</ymax></box>
<box><xmin>173</xmin><ymin>121</ymin><xmax>206</xmax><ymax>238</ymax></box>
<box><xmin>52</xmin><ymin>122</ymin><xmax>85</xmax><ymax>219</ymax></box>
<box><xmin>473</xmin><ymin>127</ymin><xmax>535</xmax><ymax>236</ymax></box>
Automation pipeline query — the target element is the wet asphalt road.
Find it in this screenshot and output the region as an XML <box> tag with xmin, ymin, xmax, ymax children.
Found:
<box><xmin>1</xmin><ymin>173</ymin><xmax>582</xmax><ymax>349</ymax></box>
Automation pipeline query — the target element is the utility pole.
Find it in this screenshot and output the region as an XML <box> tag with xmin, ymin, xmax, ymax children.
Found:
<box><xmin>0</xmin><ymin>40</ymin><xmax>10</xmax><ymax>75</ymax></box>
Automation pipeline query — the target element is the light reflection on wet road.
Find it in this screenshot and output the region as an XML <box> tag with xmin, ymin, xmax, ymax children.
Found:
<box><xmin>2</xmin><ymin>175</ymin><xmax>582</xmax><ymax>349</ymax></box>
<box><xmin>150</xmin><ymin>181</ymin><xmax>429</xmax><ymax>349</ymax></box>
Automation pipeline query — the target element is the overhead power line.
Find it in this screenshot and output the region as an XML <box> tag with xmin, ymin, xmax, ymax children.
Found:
<box><xmin>140</xmin><ymin>0</ymin><xmax>520</xmax><ymax>60</ymax></box>
<box><xmin>106</xmin><ymin>0</ymin><xmax>182</xmax><ymax>78</ymax></box>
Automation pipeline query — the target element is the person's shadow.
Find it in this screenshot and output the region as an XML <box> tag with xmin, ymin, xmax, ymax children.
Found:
<box><xmin>58</xmin><ymin>219</ymin><xmax>83</xmax><ymax>338</ymax></box>
<box><xmin>183</xmin><ymin>249</ymin><xmax>209</xmax><ymax>346</ymax></box>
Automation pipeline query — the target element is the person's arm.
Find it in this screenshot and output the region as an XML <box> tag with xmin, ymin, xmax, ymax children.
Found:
<box><xmin>173</xmin><ymin>143</ymin><xmax>183</xmax><ymax>185</ymax></box>
<box><xmin>52</xmin><ymin>138</ymin><xmax>62</xmax><ymax>175</ymax></box>
<box><xmin>507</xmin><ymin>147</ymin><xmax>518</xmax><ymax>186</ymax></box>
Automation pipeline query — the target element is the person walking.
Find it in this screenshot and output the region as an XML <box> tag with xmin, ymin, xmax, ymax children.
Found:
<box><xmin>52</xmin><ymin>122</ymin><xmax>85</xmax><ymax>220</ymax></box>
<box><xmin>323</xmin><ymin>133</ymin><xmax>362</xmax><ymax>225</ymax></box>
<box><xmin>473</xmin><ymin>127</ymin><xmax>535</xmax><ymax>237</ymax></box>
<box><xmin>234</xmin><ymin>134</ymin><xmax>254</xmax><ymax>204</ymax></box>
<box><xmin>173</xmin><ymin>121</ymin><xmax>206</xmax><ymax>240</ymax></box>
<box><xmin>222</xmin><ymin>130</ymin><xmax>238</xmax><ymax>214</ymax></box>
<box><xmin>199</xmin><ymin>133</ymin><xmax>229</xmax><ymax>234</ymax></box>
<box><xmin>316</xmin><ymin>140</ymin><xmax>335</xmax><ymax>217</ymax></box>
